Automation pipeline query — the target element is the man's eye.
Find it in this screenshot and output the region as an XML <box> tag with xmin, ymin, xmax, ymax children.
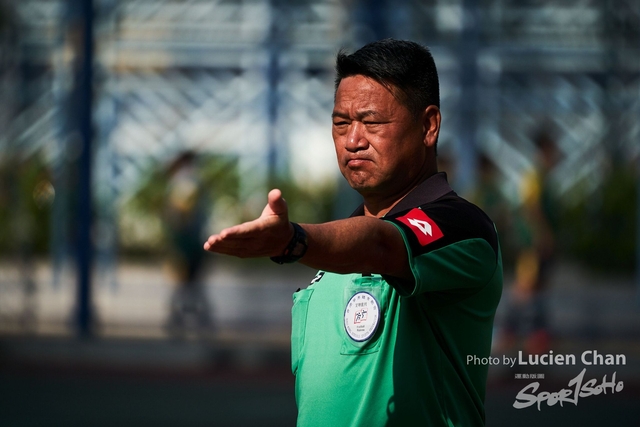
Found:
<box><xmin>333</xmin><ymin>121</ymin><xmax>348</xmax><ymax>126</ymax></box>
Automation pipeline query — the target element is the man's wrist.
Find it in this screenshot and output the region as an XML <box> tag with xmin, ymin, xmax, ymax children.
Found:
<box><xmin>270</xmin><ymin>222</ymin><xmax>308</xmax><ymax>264</ymax></box>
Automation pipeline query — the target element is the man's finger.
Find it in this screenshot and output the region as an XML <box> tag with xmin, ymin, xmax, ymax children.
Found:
<box><xmin>267</xmin><ymin>188</ymin><xmax>288</xmax><ymax>216</ymax></box>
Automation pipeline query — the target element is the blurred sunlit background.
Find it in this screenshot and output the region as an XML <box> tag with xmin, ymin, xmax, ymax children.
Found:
<box><xmin>0</xmin><ymin>0</ymin><xmax>639</xmax><ymax>426</ymax></box>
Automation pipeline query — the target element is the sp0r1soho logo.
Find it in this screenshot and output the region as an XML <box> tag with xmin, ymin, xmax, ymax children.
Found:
<box><xmin>510</xmin><ymin>350</ymin><xmax>626</xmax><ymax>411</ymax></box>
<box><xmin>513</xmin><ymin>368</ymin><xmax>623</xmax><ymax>411</ymax></box>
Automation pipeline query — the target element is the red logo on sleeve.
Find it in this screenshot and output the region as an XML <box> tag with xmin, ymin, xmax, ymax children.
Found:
<box><xmin>396</xmin><ymin>208</ymin><xmax>444</xmax><ymax>246</ymax></box>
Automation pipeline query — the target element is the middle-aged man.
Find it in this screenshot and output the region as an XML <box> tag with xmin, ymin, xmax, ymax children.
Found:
<box><xmin>204</xmin><ymin>39</ymin><xmax>503</xmax><ymax>426</ymax></box>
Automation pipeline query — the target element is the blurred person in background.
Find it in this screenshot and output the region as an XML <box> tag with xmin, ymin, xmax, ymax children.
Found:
<box><xmin>471</xmin><ymin>154</ymin><xmax>509</xmax><ymax>251</ymax></box>
<box><xmin>0</xmin><ymin>153</ymin><xmax>54</xmax><ymax>331</ymax></box>
<box><xmin>204</xmin><ymin>39</ymin><xmax>502</xmax><ymax>426</ymax></box>
<box><xmin>163</xmin><ymin>150</ymin><xmax>213</xmax><ymax>338</ymax></box>
<box><xmin>500</xmin><ymin>129</ymin><xmax>560</xmax><ymax>355</ymax></box>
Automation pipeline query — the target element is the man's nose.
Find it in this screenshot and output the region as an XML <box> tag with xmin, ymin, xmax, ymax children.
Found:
<box><xmin>345</xmin><ymin>122</ymin><xmax>367</xmax><ymax>151</ymax></box>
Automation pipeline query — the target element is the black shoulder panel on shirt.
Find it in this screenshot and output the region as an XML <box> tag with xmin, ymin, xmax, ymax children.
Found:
<box><xmin>386</xmin><ymin>194</ymin><xmax>499</xmax><ymax>260</ymax></box>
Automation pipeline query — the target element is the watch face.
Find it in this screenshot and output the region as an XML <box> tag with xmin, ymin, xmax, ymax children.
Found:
<box><xmin>291</xmin><ymin>240</ymin><xmax>307</xmax><ymax>257</ymax></box>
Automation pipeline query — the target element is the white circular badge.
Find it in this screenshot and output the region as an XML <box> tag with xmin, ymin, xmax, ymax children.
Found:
<box><xmin>344</xmin><ymin>292</ymin><xmax>380</xmax><ymax>342</ymax></box>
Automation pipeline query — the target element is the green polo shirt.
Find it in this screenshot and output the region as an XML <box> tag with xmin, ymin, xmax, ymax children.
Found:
<box><xmin>291</xmin><ymin>173</ymin><xmax>503</xmax><ymax>426</ymax></box>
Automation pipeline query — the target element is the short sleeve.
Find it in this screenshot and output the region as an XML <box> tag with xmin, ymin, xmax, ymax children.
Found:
<box><xmin>382</xmin><ymin>198</ymin><xmax>500</xmax><ymax>297</ymax></box>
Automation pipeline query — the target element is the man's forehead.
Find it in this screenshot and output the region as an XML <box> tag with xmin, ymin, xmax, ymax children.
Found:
<box><xmin>333</xmin><ymin>76</ymin><xmax>399</xmax><ymax>113</ymax></box>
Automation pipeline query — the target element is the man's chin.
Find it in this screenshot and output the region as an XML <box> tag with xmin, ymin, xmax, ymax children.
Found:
<box><xmin>344</xmin><ymin>170</ymin><xmax>373</xmax><ymax>188</ymax></box>
<box><xmin>344</xmin><ymin>177</ymin><xmax>370</xmax><ymax>191</ymax></box>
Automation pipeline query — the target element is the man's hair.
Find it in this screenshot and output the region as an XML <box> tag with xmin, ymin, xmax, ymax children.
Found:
<box><xmin>335</xmin><ymin>39</ymin><xmax>440</xmax><ymax>116</ymax></box>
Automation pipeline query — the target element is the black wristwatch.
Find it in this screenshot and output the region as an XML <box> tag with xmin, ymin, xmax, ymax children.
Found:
<box><xmin>270</xmin><ymin>222</ymin><xmax>308</xmax><ymax>264</ymax></box>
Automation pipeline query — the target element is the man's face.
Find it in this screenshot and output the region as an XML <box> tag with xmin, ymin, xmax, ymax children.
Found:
<box><xmin>332</xmin><ymin>75</ymin><xmax>428</xmax><ymax>200</ymax></box>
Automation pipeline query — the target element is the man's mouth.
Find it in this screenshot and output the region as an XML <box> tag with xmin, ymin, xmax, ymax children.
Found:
<box><xmin>346</xmin><ymin>157</ymin><xmax>371</xmax><ymax>167</ymax></box>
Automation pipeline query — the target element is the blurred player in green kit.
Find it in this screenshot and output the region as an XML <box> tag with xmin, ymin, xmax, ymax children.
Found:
<box><xmin>205</xmin><ymin>39</ymin><xmax>502</xmax><ymax>426</ymax></box>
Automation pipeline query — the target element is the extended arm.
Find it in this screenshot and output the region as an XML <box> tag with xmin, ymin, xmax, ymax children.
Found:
<box><xmin>203</xmin><ymin>189</ymin><xmax>412</xmax><ymax>280</ymax></box>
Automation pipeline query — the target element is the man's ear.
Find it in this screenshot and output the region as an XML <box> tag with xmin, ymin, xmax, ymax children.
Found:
<box><xmin>422</xmin><ymin>105</ymin><xmax>441</xmax><ymax>149</ymax></box>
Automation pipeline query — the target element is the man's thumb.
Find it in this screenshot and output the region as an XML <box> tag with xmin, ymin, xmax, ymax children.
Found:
<box><xmin>267</xmin><ymin>188</ymin><xmax>288</xmax><ymax>216</ymax></box>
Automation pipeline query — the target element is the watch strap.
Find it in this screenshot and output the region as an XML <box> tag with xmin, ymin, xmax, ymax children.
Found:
<box><xmin>270</xmin><ymin>222</ymin><xmax>308</xmax><ymax>264</ymax></box>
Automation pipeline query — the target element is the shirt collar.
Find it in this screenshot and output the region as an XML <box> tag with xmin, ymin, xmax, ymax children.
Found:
<box><xmin>349</xmin><ymin>172</ymin><xmax>454</xmax><ymax>218</ymax></box>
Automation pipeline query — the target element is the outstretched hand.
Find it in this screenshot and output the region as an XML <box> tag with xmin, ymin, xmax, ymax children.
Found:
<box><xmin>203</xmin><ymin>189</ymin><xmax>294</xmax><ymax>258</ymax></box>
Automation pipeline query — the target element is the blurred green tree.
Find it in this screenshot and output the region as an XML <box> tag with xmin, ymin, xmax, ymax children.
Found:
<box><xmin>559</xmin><ymin>162</ymin><xmax>637</xmax><ymax>275</ymax></box>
